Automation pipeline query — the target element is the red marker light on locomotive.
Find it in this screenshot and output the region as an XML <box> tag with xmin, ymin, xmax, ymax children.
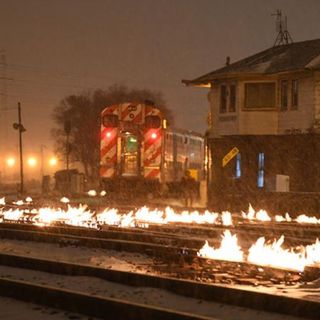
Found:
<box><xmin>106</xmin><ymin>131</ymin><xmax>112</xmax><ymax>139</ymax></box>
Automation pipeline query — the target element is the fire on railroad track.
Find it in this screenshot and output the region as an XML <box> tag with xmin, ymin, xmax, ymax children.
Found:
<box><xmin>0</xmin><ymin>195</ymin><xmax>320</xmax><ymax>319</ymax></box>
<box><xmin>0</xmin><ymin>196</ymin><xmax>319</xmax><ymax>274</ymax></box>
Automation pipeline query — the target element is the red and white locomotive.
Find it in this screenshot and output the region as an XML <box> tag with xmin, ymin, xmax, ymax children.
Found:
<box><xmin>100</xmin><ymin>102</ymin><xmax>204</xmax><ymax>193</ymax></box>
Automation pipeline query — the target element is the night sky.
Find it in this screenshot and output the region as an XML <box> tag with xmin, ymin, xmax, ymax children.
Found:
<box><xmin>0</xmin><ymin>0</ymin><xmax>320</xmax><ymax>157</ymax></box>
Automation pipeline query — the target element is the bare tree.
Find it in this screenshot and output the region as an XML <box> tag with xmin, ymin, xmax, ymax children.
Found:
<box><xmin>52</xmin><ymin>85</ymin><xmax>172</xmax><ymax>181</ymax></box>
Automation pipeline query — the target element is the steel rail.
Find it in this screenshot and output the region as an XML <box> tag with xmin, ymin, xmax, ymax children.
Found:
<box><xmin>1</xmin><ymin>220</ymin><xmax>316</xmax><ymax>252</ymax></box>
<box><xmin>0</xmin><ymin>223</ymin><xmax>319</xmax><ymax>281</ymax></box>
<box><xmin>0</xmin><ymin>226</ymin><xmax>197</xmax><ymax>262</ymax></box>
<box><xmin>0</xmin><ymin>277</ymin><xmax>211</xmax><ymax>320</ymax></box>
<box><xmin>0</xmin><ymin>253</ymin><xmax>318</xmax><ymax>319</ymax></box>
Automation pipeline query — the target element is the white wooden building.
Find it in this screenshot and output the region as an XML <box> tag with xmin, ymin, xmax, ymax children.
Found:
<box><xmin>183</xmin><ymin>39</ymin><xmax>320</xmax><ymax>213</ymax></box>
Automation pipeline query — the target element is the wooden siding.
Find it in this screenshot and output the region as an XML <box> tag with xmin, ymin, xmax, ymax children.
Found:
<box><xmin>208</xmin><ymin>73</ymin><xmax>317</xmax><ymax>136</ymax></box>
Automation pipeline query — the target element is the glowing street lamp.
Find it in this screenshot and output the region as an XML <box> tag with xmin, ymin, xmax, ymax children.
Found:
<box><xmin>27</xmin><ymin>157</ymin><xmax>37</xmax><ymax>167</ymax></box>
<box><xmin>49</xmin><ymin>157</ymin><xmax>58</xmax><ymax>167</ymax></box>
<box><xmin>6</xmin><ymin>157</ymin><xmax>15</xmax><ymax>167</ymax></box>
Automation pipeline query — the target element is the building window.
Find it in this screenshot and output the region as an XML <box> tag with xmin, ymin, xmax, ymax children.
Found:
<box><xmin>292</xmin><ymin>79</ymin><xmax>299</xmax><ymax>110</ymax></box>
<box><xmin>280</xmin><ymin>80</ymin><xmax>288</xmax><ymax>111</ymax></box>
<box><xmin>235</xmin><ymin>153</ymin><xmax>241</xmax><ymax>178</ymax></box>
<box><xmin>244</xmin><ymin>83</ymin><xmax>276</xmax><ymax>110</ymax></box>
<box><xmin>220</xmin><ymin>85</ymin><xmax>227</xmax><ymax>113</ymax></box>
<box><xmin>257</xmin><ymin>153</ymin><xmax>264</xmax><ymax>188</ymax></box>
<box><xmin>229</xmin><ymin>85</ymin><xmax>236</xmax><ymax>112</ymax></box>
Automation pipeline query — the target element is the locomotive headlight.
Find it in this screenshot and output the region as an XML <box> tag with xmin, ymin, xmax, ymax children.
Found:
<box><xmin>151</xmin><ymin>132</ymin><xmax>157</xmax><ymax>140</ymax></box>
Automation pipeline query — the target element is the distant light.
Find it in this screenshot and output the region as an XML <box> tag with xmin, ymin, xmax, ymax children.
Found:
<box><xmin>163</xmin><ymin>119</ymin><xmax>167</xmax><ymax>129</ymax></box>
<box><xmin>106</xmin><ymin>131</ymin><xmax>112</xmax><ymax>138</ymax></box>
<box><xmin>27</xmin><ymin>157</ymin><xmax>37</xmax><ymax>167</ymax></box>
<box><xmin>151</xmin><ymin>132</ymin><xmax>157</xmax><ymax>140</ymax></box>
<box><xmin>60</xmin><ymin>197</ymin><xmax>70</xmax><ymax>203</ymax></box>
<box><xmin>100</xmin><ymin>190</ymin><xmax>107</xmax><ymax>197</ymax></box>
<box><xmin>49</xmin><ymin>157</ymin><xmax>58</xmax><ymax>166</ymax></box>
<box><xmin>6</xmin><ymin>157</ymin><xmax>15</xmax><ymax>167</ymax></box>
<box><xmin>25</xmin><ymin>196</ymin><xmax>32</xmax><ymax>203</ymax></box>
<box><xmin>88</xmin><ymin>190</ymin><xmax>97</xmax><ymax>197</ymax></box>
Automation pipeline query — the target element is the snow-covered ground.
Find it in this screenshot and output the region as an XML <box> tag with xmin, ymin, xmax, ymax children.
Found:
<box><xmin>0</xmin><ymin>239</ymin><xmax>153</xmax><ymax>273</ymax></box>
<box><xmin>0</xmin><ymin>239</ymin><xmax>317</xmax><ymax>319</ymax></box>
<box><xmin>0</xmin><ymin>265</ymin><xmax>307</xmax><ymax>320</ymax></box>
<box><xmin>0</xmin><ymin>296</ymin><xmax>99</xmax><ymax>320</ymax></box>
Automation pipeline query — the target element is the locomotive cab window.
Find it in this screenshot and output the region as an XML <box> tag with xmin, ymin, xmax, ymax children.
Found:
<box><xmin>103</xmin><ymin>114</ymin><xmax>119</xmax><ymax>127</ymax></box>
<box><xmin>145</xmin><ymin>115</ymin><xmax>161</xmax><ymax>129</ymax></box>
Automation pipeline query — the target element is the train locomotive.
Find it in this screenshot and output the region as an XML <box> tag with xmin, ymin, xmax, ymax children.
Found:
<box><xmin>100</xmin><ymin>102</ymin><xmax>204</xmax><ymax>195</ymax></box>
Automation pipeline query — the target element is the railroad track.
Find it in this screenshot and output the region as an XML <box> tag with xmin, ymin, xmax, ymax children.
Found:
<box><xmin>0</xmin><ymin>252</ymin><xmax>319</xmax><ymax>319</ymax></box>
<box><xmin>0</xmin><ymin>222</ymin><xmax>319</xmax><ymax>283</ymax></box>
<box><xmin>1</xmin><ymin>215</ymin><xmax>318</xmax><ymax>252</ymax></box>
<box><xmin>0</xmin><ymin>278</ymin><xmax>210</xmax><ymax>320</ymax></box>
<box><xmin>2</xmin><ymin>202</ymin><xmax>320</xmax><ymax>245</ymax></box>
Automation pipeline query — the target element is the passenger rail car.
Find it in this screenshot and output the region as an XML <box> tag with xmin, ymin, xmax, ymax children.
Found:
<box><xmin>100</xmin><ymin>102</ymin><xmax>204</xmax><ymax>193</ymax></box>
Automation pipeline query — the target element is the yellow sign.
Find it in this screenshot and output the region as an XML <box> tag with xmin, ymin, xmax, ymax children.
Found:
<box><xmin>188</xmin><ymin>169</ymin><xmax>198</xmax><ymax>181</ymax></box>
<box><xmin>222</xmin><ymin>147</ymin><xmax>239</xmax><ymax>167</ymax></box>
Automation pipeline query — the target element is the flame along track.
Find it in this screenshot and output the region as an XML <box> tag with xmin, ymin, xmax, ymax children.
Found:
<box><xmin>0</xmin><ymin>219</ymin><xmax>319</xmax><ymax>276</ymax></box>
<box><xmin>0</xmin><ymin>199</ymin><xmax>319</xmax><ymax>272</ymax></box>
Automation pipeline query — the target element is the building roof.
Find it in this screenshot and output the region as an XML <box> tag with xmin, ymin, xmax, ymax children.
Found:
<box><xmin>183</xmin><ymin>39</ymin><xmax>320</xmax><ymax>86</ymax></box>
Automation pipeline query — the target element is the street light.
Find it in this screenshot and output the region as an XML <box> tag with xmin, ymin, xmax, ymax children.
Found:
<box><xmin>49</xmin><ymin>157</ymin><xmax>58</xmax><ymax>167</ymax></box>
<box><xmin>6</xmin><ymin>157</ymin><xmax>15</xmax><ymax>167</ymax></box>
<box><xmin>27</xmin><ymin>157</ymin><xmax>37</xmax><ymax>167</ymax></box>
<box><xmin>12</xmin><ymin>102</ymin><xmax>26</xmax><ymax>195</ymax></box>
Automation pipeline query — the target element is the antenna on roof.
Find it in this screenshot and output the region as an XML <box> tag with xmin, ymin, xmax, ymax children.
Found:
<box><xmin>272</xmin><ymin>9</ymin><xmax>293</xmax><ymax>46</ymax></box>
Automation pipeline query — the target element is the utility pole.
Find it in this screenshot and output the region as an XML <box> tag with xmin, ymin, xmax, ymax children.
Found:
<box><xmin>40</xmin><ymin>144</ymin><xmax>46</xmax><ymax>178</ymax></box>
<box><xmin>64</xmin><ymin>120</ymin><xmax>71</xmax><ymax>193</ymax></box>
<box><xmin>64</xmin><ymin>120</ymin><xmax>71</xmax><ymax>171</ymax></box>
<box><xmin>0</xmin><ymin>51</ymin><xmax>8</xmax><ymax>141</ymax></box>
<box><xmin>13</xmin><ymin>102</ymin><xmax>26</xmax><ymax>195</ymax></box>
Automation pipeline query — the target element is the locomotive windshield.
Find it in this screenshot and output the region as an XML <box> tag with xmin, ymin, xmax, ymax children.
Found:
<box><xmin>145</xmin><ymin>115</ymin><xmax>161</xmax><ymax>128</ymax></box>
<box><xmin>103</xmin><ymin>114</ymin><xmax>119</xmax><ymax>127</ymax></box>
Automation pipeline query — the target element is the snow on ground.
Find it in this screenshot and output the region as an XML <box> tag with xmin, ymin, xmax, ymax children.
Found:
<box><xmin>0</xmin><ymin>239</ymin><xmax>317</xmax><ymax>319</ymax></box>
<box><xmin>0</xmin><ymin>265</ymin><xmax>307</xmax><ymax>320</ymax></box>
<box><xmin>0</xmin><ymin>239</ymin><xmax>153</xmax><ymax>273</ymax></box>
<box><xmin>0</xmin><ymin>296</ymin><xmax>99</xmax><ymax>320</ymax></box>
<box><xmin>230</xmin><ymin>279</ymin><xmax>320</xmax><ymax>303</ymax></box>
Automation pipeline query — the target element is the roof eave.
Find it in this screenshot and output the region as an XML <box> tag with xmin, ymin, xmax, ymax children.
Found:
<box><xmin>182</xmin><ymin>79</ymin><xmax>211</xmax><ymax>87</ymax></box>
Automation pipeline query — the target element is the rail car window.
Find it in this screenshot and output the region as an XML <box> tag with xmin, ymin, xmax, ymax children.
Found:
<box><xmin>145</xmin><ymin>115</ymin><xmax>161</xmax><ymax>128</ymax></box>
<box><xmin>103</xmin><ymin>114</ymin><xmax>119</xmax><ymax>127</ymax></box>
